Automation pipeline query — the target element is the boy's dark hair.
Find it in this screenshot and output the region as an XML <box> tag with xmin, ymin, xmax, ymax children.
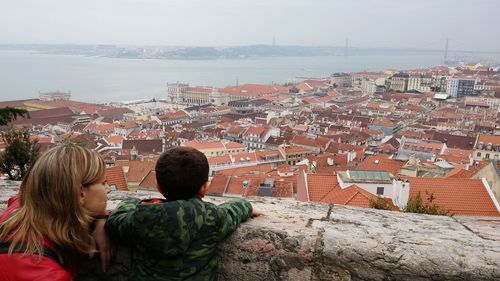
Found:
<box><xmin>155</xmin><ymin>146</ymin><xmax>209</xmax><ymax>201</ymax></box>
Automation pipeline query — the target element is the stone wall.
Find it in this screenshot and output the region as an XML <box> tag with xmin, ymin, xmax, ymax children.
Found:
<box><xmin>1</xmin><ymin>180</ymin><xmax>500</xmax><ymax>280</ymax></box>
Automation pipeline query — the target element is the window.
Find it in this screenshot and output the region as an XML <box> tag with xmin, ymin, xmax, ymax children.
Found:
<box><xmin>376</xmin><ymin>187</ymin><xmax>384</xmax><ymax>196</ymax></box>
<box><xmin>477</xmin><ymin>152</ymin><xmax>481</xmax><ymax>157</ymax></box>
<box><xmin>110</xmin><ymin>184</ymin><xmax>117</xmax><ymax>191</ymax></box>
<box><xmin>486</xmin><ymin>153</ymin><xmax>490</xmax><ymax>159</ymax></box>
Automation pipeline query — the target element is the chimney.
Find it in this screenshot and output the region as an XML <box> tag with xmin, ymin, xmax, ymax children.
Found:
<box><xmin>327</xmin><ymin>157</ymin><xmax>334</xmax><ymax>166</ymax></box>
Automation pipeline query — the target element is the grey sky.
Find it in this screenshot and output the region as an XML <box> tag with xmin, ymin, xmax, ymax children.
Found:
<box><xmin>1</xmin><ymin>0</ymin><xmax>499</xmax><ymax>51</ymax></box>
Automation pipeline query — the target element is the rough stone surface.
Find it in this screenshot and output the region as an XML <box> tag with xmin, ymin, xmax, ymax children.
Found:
<box><xmin>1</xmin><ymin>180</ymin><xmax>500</xmax><ymax>280</ymax></box>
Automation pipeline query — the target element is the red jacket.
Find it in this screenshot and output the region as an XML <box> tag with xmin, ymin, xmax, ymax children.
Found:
<box><xmin>0</xmin><ymin>197</ymin><xmax>75</xmax><ymax>281</ymax></box>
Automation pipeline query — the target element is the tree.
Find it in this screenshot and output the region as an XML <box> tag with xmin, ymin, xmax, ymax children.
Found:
<box><xmin>0</xmin><ymin>129</ymin><xmax>40</xmax><ymax>180</ymax></box>
<box><xmin>0</xmin><ymin>107</ymin><xmax>28</xmax><ymax>126</ymax></box>
<box><xmin>369</xmin><ymin>196</ymin><xmax>395</xmax><ymax>211</ymax></box>
<box><xmin>404</xmin><ymin>191</ymin><xmax>453</xmax><ymax>216</ymax></box>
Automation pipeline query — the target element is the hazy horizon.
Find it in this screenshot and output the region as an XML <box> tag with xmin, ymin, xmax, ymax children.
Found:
<box><xmin>1</xmin><ymin>0</ymin><xmax>499</xmax><ymax>52</ymax></box>
<box><xmin>1</xmin><ymin>43</ymin><xmax>499</xmax><ymax>54</ymax></box>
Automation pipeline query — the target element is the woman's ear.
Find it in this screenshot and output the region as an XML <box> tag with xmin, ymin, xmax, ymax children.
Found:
<box><xmin>80</xmin><ymin>186</ymin><xmax>87</xmax><ymax>205</ymax></box>
<box><xmin>198</xmin><ymin>181</ymin><xmax>209</xmax><ymax>198</ymax></box>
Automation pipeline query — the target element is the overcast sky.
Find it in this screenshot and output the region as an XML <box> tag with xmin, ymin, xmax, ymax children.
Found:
<box><xmin>1</xmin><ymin>0</ymin><xmax>499</xmax><ymax>51</ymax></box>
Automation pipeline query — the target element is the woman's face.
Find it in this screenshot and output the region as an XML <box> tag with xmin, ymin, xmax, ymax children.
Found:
<box><xmin>81</xmin><ymin>179</ymin><xmax>110</xmax><ymax>217</ymax></box>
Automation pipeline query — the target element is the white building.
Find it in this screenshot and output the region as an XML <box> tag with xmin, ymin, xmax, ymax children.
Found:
<box><xmin>167</xmin><ymin>82</ymin><xmax>188</xmax><ymax>104</ymax></box>
<box><xmin>446</xmin><ymin>77</ymin><xmax>476</xmax><ymax>98</ymax></box>
<box><xmin>408</xmin><ymin>75</ymin><xmax>433</xmax><ymax>92</ymax></box>
<box><xmin>465</xmin><ymin>97</ymin><xmax>500</xmax><ymax>112</ymax></box>
<box><xmin>361</xmin><ymin>79</ymin><xmax>377</xmax><ymax>95</ymax></box>
<box><xmin>336</xmin><ymin>170</ymin><xmax>394</xmax><ymax>198</ymax></box>
<box><xmin>209</xmin><ymin>89</ymin><xmax>230</xmax><ymax>106</ymax></box>
<box><xmin>473</xmin><ymin>134</ymin><xmax>500</xmax><ymax>161</ymax></box>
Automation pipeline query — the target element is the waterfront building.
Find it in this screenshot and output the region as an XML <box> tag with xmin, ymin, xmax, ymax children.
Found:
<box><xmin>330</xmin><ymin>73</ymin><xmax>352</xmax><ymax>88</ymax></box>
<box><xmin>184</xmin><ymin>86</ymin><xmax>213</xmax><ymax>105</ymax></box>
<box><xmin>39</xmin><ymin>91</ymin><xmax>71</xmax><ymax>101</ymax></box>
<box><xmin>167</xmin><ymin>82</ymin><xmax>188</xmax><ymax>103</ymax></box>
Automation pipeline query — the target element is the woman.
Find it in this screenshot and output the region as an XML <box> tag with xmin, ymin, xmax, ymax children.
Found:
<box><xmin>0</xmin><ymin>143</ymin><xmax>111</xmax><ymax>280</ymax></box>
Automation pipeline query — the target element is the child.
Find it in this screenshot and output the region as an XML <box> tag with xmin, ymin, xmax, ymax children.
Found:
<box><xmin>105</xmin><ymin>147</ymin><xmax>259</xmax><ymax>281</ymax></box>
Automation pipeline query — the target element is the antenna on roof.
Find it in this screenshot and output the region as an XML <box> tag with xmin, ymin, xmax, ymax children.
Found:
<box><xmin>345</xmin><ymin>38</ymin><xmax>349</xmax><ymax>57</ymax></box>
<box><xmin>443</xmin><ymin>38</ymin><xmax>449</xmax><ymax>64</ymax></box>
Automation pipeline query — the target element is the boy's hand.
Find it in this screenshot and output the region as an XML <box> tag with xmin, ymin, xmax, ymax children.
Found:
<box><xmin>92</xmin><ymin>218</ymin><xmax>111</xmax><ymax>272</ymax></box>
<box><xmin>251</xmin><ymin>208</ymin><xmax>264</xmax><ymax>218</ymax></box>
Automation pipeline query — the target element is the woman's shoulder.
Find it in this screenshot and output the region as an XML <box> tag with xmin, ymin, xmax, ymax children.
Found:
<box><xmin>0</xmin><ymin>196</ymin><xmax>20</xmax><ymax>223</ymax></box>
<box><xmin>0</xmin><ymin>252</ymin><xmax>72</xmax><ymax>281</ymax></box>
<box><xmin>7</xmin><ymin>196</ymin><xmax>19</xmax><ymax>208</ymax></box>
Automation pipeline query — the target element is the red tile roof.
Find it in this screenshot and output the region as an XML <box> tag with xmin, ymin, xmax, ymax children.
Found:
<box><xmin>408</xmin><ymin>178</ymin><xmax>500</xmax><ymax>217</ymax></box>
<box><xmin>104</xmin><ymin>135</ymin><xmax>126</xmax><ymax>145</ymax></box>
<box><xmin>475</xmin><ymin>134</ymin><xmax>500</xmax><ymax>148</ymax></box>
<box><xmin>224</xmin><ymin>141</ymin><xmax>246</xmax><ymax>150</ymax></box>
<box><xmin>117</xmin><ymin>160</ymin><xmax>156</xmax><ymax>183</ymax></box>
<box><xmin>222</xmin><ymin>84</ymin><xmax>288</xmax><ymax>97</ymax></box>
<box><xmin>321</xmin><ymin>184</ymin><xmax>388</xmax><ymax>209</ymax></box>
<box><xmin>217</xmin><ymin>164</ymin><xmax>275</xmax><ymax>177</ymax></box>
<box><xmin>446</xmin><ymin>161</ymin><xmax>487</xmax><ymax>179</ymax></box>
<box><xmin>138</xmin><ymin>170</ymin><xmax>157</xmax><ymax>191</ymax></box>
<box><xmin>291</xmin><ymin>135</ymin><xmax>330</xmax><ymax>149</ymax></box>
<box><xmin>183</xmin><ymin>140</ymin><xmax>224</xmax><ymax>150</ymax></box>
<box><xmin>243</xmin><ymin>126</ymin><xmax>268</xmax><ymax>138</ymax></box>
<box><xmin>208</xmin><ymin>155</ymin><xmax>232</xmax><ymax>166</ymax></box>
<box><xmin>282</xmin><ymin>145</ymin><xmax>311</xmax><ymax>154</ymax></box>
<box><xmin>0</xmin><ymin>99</ymin><xmax>37</xmax><ymax>108</ymax></box>
<box><xmin>158</xmin><ymin>110</ymin><xmax>190</xmax><ymax>120</ymax></box>
<box><xmin>26</xmin><ymin>99</ymin><xmax>113</xmax><ymax>114</ymax></box>
<box><xmin>255</xmin><ymin>149</ymin><xmax>282</xmax><ymax>160</ymax></box>
<box><xmin>84</xmin><ymin>123</ymin><xmax>118</xmax><ymax>135</ymax></box>
<box><xmin>106</xmin><ymin>166</ymin><xmax>128</xmax><ymax>191</ymax></box>
<box><xmin>439</xmin><ymin>148</ymin><xmax>472</xmax><ymax>164</ymax></box>
<box><xmin>306</xmin><ymin>173</ymin><xmax>341</xmax><ymax>201</ymax></box>
<box><xmin>371</xmin><ymin>117</ymin><xmax>395</xmax><ymax>127</ymax></box>
<box><xmin>122</xmin><ymin>139</ymin><xmax>163</xmax><ymax>155</ymax></box>
<box><xmin>226</xmin><ymin>126</ymin><xmax>247</xmax><ymax>135</ymax></box>
<box><xmin>305</xmin><ymin>173</ymin><xmax>391</xmax><ymax>209</ymax></box>
<box><xmin>272</xmin><ymin>180</ymin><xmax>294</xmax><ymax>198</ymax></box>
<box><xmin>118</xmin><ymin>120</ymin><xmax>138</xmax><ymax>129</ymax></box>
<box><xmin>232</xmin><ymin>152</ymin><xmax>257</xmax><ymax>164</ymax></box>
<box><xmin>208</xmin><ymin>174</ymin><xmax>230</xmax><ymax>194</ymax></box>
<box><xmin>217</xmin><ymin>174</ymin><xmax>265</xmax><ymax>197</ymax></box>
<box><xmin>357</xmin><ymin>155</ymin><xmax>405</xmax><ymax>176</ymax></box>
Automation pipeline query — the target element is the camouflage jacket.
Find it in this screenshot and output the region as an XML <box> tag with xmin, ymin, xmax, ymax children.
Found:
<box><xmin>104</xmin><ymin>197</ymin><xmax>252</xmax><ymax>281</ymax></box>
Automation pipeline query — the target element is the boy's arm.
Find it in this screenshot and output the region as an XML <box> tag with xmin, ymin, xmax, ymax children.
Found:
<box><xmin>216</xmin><ymin>199</ymin><xmax>253</xmax><ymax>240</ymax></box>
<box><xmin>104</xmin><ymin>197</ymin><xmax>141</xmax><ymax>244</ymax></box>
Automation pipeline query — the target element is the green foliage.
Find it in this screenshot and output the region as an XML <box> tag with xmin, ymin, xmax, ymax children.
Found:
<box><xmin>0</xmin><ymin>107</ymin><xmax>29</xmax><ymax>126</ymax></box>
<box><xmin>404</xmin><ymin>191</ymin><xmax>453</xmax><ymax>216</ymax></box>
<box><xmin>369</xmin><ymin>196</ymin><xmax>395</xmax><ymax>210</ymax></box>
<box><xmin>0</xmin><ymin>129</ymin><xmax>40</xmax><ymax>180</ymax></box>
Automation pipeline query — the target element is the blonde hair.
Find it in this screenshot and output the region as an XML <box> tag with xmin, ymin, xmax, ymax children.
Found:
<box><xmin>0</xmin><ymin>142</ymin><xmax>106</xmax><ymax>258</ymax></box>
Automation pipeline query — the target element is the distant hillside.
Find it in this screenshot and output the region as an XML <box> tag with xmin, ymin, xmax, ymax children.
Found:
<box><xmin>0</xmin><ymin>44</ymin><xmax>444</xmax><ymax>59</ymax></box>
<box><xmin>2</xmin><ymin>44</ymin><xmax>496</xmax><ymax>62</ymax></box>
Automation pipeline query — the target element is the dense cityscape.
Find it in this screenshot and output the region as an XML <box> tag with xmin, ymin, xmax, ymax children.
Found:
<box><xmin>2</xmin><ymin>0</ymin><xmax>500</xmax><ymax>279</ymax></box>
<box><xmin>2</xmin><ymin>62</ymin><xmax>500</xmax><ymax>217</ymax></box>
